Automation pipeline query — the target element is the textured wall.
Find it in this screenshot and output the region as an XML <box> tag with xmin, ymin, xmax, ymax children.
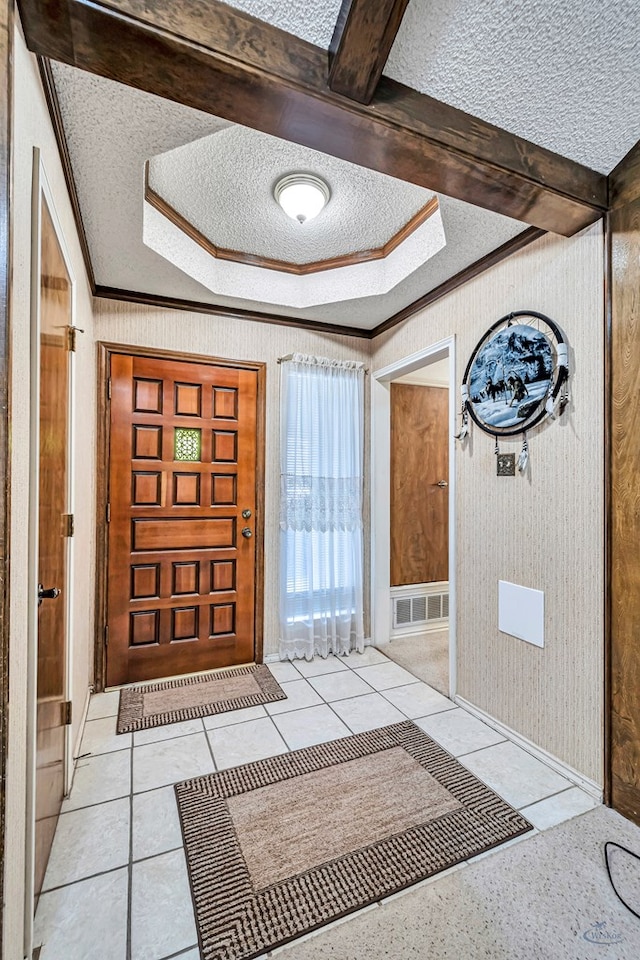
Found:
<box><xmin>373</xmin><ymin>226</ymin><xmax>605</xmax><ymax>785</ymax></box>
<box><xmin>92</xmin><ymin>300</ymin><xmax>371</xmax><ymax>658</ymax></box>
<box><xmin>4</xmin><ymin>26</ymin><xmax>97</xmax><ymax>958</ymax></box>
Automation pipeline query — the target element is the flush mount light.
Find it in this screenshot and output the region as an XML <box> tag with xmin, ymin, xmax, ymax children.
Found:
<box><xmin>274</xmin><ymin>173</ymin><xmax>331</xmax><ymax>224</ymax></box>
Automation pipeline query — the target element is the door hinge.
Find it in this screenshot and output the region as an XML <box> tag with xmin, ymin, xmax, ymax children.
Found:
<box><xmin>104</xmin><ymin>624</ymin><xmax>109</xmax><ymax>646</ymax></box>
<box><xmin>106</xmin><ymin>502</ymin><xmax>111</xmax><ymax>523</ymax></box>
<box><xmin>62</xmin><ymin>513</ymin><xmax>74</xmax><ymax>537</ymax></box>
<box><xmin>62</xmin><ymin>700</ymin><xmax>72</xmax><ymax>725</ymax></box>
<box><xmin>65</xmin><ymin>325</ymin><xmax>84</xmax><ymax>351</ymax></box>
<box><xmin>107</xmin><ymin>377</ymin><xmax>112</xmax><ymax>399</ymax></box>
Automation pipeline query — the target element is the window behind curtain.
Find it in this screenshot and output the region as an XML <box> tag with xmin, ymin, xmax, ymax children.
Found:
<box><xmin>279</xmin><ymin>355</ymin><xmax>365</xmax><ymax>661</ymax></box>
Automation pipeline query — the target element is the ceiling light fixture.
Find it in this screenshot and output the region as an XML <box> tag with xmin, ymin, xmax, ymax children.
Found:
<box><xmin>274</xmin><ymin>173</ymin><xmax>331</xmax><ymax>224</ymax></box>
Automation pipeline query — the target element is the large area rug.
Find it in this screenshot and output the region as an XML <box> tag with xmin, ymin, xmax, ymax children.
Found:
<box><xmin>175</xmin><ymin>720</ymin><xmax>532</xmax><ymax>960</ymax></box>
<box><xmin>116</xmin><ymin>663</ymin><xmax>286</xmax><ymax>734</ymax></box>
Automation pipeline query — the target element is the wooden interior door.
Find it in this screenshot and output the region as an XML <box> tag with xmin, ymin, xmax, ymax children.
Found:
<box><xmin>390</xmin><ymin>383</ymin><xmax>449</xmax><ymax>586</ymax></box>
<box><xmin>106</xmin><ymin>353</ymin><xmax>259</xmax><ymax>686</ymax></box>
<box><xmin>35</xmin><ymin>199</ymin><xmax>71</xmax><ymax>899</ymax></box>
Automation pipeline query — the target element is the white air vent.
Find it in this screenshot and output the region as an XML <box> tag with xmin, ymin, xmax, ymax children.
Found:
<box><xmin>395</xmin><ymin>597</ymin><xmax>412</xmax><ymax>626</ymax></box>
<box><xmin>392</xmin><ymin>589</ymin><xmax>449</xmax><ymax>630</ymax></box>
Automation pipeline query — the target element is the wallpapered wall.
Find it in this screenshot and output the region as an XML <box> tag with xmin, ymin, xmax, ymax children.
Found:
<box><xmin>92</xmin><ymin>300</ymin><xmax>372</xmax><ymax>658</ymax></box>
<box><xmin>4</xmin><ymin>26</ymin><xmax>98</xmax><ymax>958</ymax></box>
<box><xmin>373</xmin><ymin>225</ymin><xmax>605</xmax><ymax>786</ymax></box>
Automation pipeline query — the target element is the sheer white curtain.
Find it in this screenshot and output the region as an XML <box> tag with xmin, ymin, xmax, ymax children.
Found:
<box><xmin>279</xmin><ymin>354</ymin><xmax>365</xmax><ymax>661</ymax></box>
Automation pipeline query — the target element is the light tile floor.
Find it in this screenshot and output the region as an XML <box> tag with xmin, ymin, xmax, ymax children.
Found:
<box><xmin>34</xmin><ymin>648</ymin><xmax>599</xmax><ymax>960</ymax></box>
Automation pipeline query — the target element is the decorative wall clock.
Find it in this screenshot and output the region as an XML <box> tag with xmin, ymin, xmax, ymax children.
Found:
<box><xmin>456</xmin><ymin>310</ymin><xmax>569</xmax><ymax>473</ymax></box>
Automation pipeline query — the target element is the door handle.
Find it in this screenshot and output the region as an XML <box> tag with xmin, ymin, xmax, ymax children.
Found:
<box><xmin>38</xmin><ymin>583</ymin><xmax>61</xmax><ymax>606</ymax></box>
<box><xmin>242</xmin><ymin>509</ymin><xmax>252</xmax><ymax>519</ymax></box>
<box><xmin>241</xmin><ymin>527</ymin><xmax>252</xmax><ymax>539</ymax></box>
<box><xmin>435</xmin><ymin>480</ymin><xmax>448</xmax><ymax>488</ymax></box>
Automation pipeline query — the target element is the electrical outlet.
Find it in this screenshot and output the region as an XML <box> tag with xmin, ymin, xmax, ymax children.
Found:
<box><xmin>497</xmin><ymin>453</ymin><xmax>516</xmax><ymax>476</ymax></box>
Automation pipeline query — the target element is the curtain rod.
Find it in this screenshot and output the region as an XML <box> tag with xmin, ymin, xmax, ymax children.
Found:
<box><xmin>277</xmin><ymin>353</ymin><xmax>368</xmax><ymax>373</ymax></box>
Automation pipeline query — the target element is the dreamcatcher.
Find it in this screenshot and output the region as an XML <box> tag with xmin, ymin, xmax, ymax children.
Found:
<box><xmin>456</xmin><ymin>310</ymin><xmax>569</xmax><ymax>474</ymax></box>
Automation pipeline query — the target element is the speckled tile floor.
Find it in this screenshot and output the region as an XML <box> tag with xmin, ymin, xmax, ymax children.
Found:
<box><xmin>34</xmin><ymin>647</ymin><xmax>625</xmax><ymax>960</ymax></box>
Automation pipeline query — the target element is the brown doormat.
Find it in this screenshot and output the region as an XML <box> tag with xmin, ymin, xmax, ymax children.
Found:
<box><xmin>116</xmin><ymin>663</ymin><xmax>286</xmax><ymax>734</ymax></box>
<box><xmin>175</xmin><ymin>720</ymin><xmax>532</xmax><ymax>960</ymax></box>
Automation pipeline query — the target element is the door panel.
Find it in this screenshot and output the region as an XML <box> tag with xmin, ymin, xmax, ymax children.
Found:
<box><xmin>106</xmin><ymin>354</ymin><xmax>259</xmax><ymax>686</ymax></box>
<box><xmin>390</xmin><ymin>383</ymin><xmax>448</xmax><ymax>586</ymax></box>
<box><xmin>35</xmin><ymin>199</ymin><xmax>71</xmax><ymax>898</ymax></box>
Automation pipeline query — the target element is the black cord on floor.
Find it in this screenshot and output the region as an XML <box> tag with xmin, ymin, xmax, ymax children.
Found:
<box><xmin>604</xmin><ymin>841</ymin><xmax>640</xmax><ymax>920</ymax></box>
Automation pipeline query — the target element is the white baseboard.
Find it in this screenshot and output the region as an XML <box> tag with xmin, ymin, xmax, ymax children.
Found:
<box><xmin>454</xmin><ymin>695</ymin><xmax>603</xmax><ymax>802</ymax></box>
<box><xmin>391</xmin><ymin>621</ymin><xmax>449</xmax><ymax>640</ymax></box>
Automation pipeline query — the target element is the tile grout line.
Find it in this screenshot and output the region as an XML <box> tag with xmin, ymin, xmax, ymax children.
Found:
<box><xmin>133</xmin><ymin>726</ymin><xmax>210</xmax><ymax>748</ymax></box>
<box><xmin>40</xmin><ymin>862</ymin><xmax>131</xmax><ymax>897</ymax></box>
<box><xmin>201</xmin><ymin>717</ymin><xmax>219</xmax><ymax>773</ymax></box>
<box><xmin>321</xmin><ymin>692</ymin><xmax>362</xmax><ymax>737</ymax></box>
<box><xmin>263</xmin><ymin>711</ymin><xmax>296</xmax><ymax>754</ymax></box>
<box><xmin>127</xmin><ymin>743</ymin><xmax>134</xmax><ymax>960</ymax></box>
<box><xmin>132</xmin><ymin>844</ymin><xmax>185</xmax><ymax>867</ymax></box>
<box><xmin>203</xmin><ymin>707</ymin><xmax>269</xmax><ymax>732</ymax></box>
<box><xmin>517</xmin><ymin>783</ymin><xmax>586</xmax><ymax>812</ymax></box>
<box><xmin>451</xmin><ymin>737</ymin><xmax>511</xmax><ymax>760</ymax></box>
<box><xmin>157</xmin><ymin>945</ymin><xmax>201</xmax><ymax>960</ymax></box>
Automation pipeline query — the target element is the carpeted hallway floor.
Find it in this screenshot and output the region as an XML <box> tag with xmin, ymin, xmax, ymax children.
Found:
<box><xmin>380</xmin><ymin>629</ymin><xmax>449</xmax><ymax>696</ymax></box>
<box><xmin>276</xmin><ymin>805</ymin><xmax>640</xmax><ymax>959</ymax></box>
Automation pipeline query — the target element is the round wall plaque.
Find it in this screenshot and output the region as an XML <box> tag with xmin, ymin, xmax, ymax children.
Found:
<box><xmin>461</xmin><ymin>310</ymin><xmax>568</xmax><ymax>438</ymax></box>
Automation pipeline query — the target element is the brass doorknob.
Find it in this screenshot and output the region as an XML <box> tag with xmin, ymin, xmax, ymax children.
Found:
<box><xmin>435</xmin><ymin>480</ymin><xmax>448</xmax><ymax>488</ymax></box>
<box><xmin>241</xmin><ymin>527</ymin><xmax>252</xmax><ymax>538</ymax></box>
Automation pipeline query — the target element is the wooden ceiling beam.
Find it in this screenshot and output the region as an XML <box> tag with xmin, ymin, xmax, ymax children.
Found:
<box><xmin>329</xmin><ymin>0</ymin><xmax>410</xmax><ymax>104</ymax></box>
<box><xmin>17</xmin><ymin>0</ymin><xmax>607</xmax><ymax>237</ymax></box>
<box><xmin>609</xmin><ymin>138</ymin><xmax>640</xmax><ymax>209</ymax></box>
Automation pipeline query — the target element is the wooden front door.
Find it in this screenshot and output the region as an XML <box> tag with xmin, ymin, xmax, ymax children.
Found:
<box><xmin>390</xmin><ymin>383</ymin><xmax>449</xmax><ymax>586</ymax></box>
<box><xmin>106</xmin><ymin>353</ymin><xmax>260</xmax><ymax>687</ymax></box>
<box><xmin>35</xmin><ymin>199</ymin><xmax>71</xmax><ymax>898</ymax></box>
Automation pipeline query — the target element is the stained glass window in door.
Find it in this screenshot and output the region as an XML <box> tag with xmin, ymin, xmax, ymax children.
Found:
<box><xmin>174</xmin><ymin>427</ymin><xmax>201</xmax><ymax>461</ymax></box>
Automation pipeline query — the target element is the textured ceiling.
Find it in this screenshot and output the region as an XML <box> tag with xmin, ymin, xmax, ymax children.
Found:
<box><xmin>51</xmin><ymin>63</ymin><xmax>233</xmax><ymax>301</ymax></box>
<box><xmin>227</xmin><ymin>0</ymin><xmax>342</xmax><ymax>47</ymax></box>
<box><xmin>50</xmin><ymin>61</ymin><xmax>527</xmax><ymax>329</ymax></box>
<box><xmin>149</xmin><ymin>128</ymin><xmax>435</xmax><ymax>263</ymax></box>
<box><xmin>229</xmin><ymin>0</ymin><xmax>640</xmax><ymax>175</ymax></box>
<box><xmin>386</xmin><ymin>0</ymin><xmax>640</xmax><ymax>173</ymax></box>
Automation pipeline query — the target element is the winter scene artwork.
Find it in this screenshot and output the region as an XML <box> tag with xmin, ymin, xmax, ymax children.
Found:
<box><xmin>467</xmin><ymin>323</ymin><xmax>554</xmax><ymax>433</ymax></box>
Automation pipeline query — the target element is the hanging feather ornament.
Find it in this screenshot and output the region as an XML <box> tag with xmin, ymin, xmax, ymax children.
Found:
<box><xmin>454</xmin><ymin>384</ymin><xmax>470</xmax><ymax>441</ymax></box>
<box><xmin>517</xmin><ymin>434</ymin><xmax>529</xmax><ymax>473</ymax></box>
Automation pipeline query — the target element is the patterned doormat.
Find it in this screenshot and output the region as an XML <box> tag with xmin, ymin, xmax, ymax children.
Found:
<box><xmin>116</xmin><ymin>663</ymin><xmax>286</xmax><ymax>734</ymax></box>
<box><xmin>175</xmin><ymin>720</ymin><xmax>532</xmax><ymax>960</ymax></box>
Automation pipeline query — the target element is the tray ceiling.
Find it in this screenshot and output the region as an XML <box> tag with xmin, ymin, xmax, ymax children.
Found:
<box><xmin>51</xmin><ymin>61</ymin><xmax>528</xmax><ymax>328</ymax></box>
<box><xmin>148</xmin><ymin>129</ymin><xmax>435</xmax><ymax>264</ymax></box>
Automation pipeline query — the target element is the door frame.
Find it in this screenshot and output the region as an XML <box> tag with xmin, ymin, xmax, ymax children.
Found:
<box><xmin>371</xmin><ymin>336</ymin><xmax>457</xmax><ymax>697</ymax></box>
<box><xmin>95</xmin><ymin>342</ymin><xmax>266</xmax><ymax>692</ymax></box>
<box><xmin>26</xmin><ymin>149</ymin><xmax>77</xmax><ymax>942</ymax></box>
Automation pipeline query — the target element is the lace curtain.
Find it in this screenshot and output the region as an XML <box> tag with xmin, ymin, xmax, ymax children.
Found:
<box><xmin>279</xmin><ymin>354</ymin><xmax>365</xmax><ymax>661</ymax></box>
